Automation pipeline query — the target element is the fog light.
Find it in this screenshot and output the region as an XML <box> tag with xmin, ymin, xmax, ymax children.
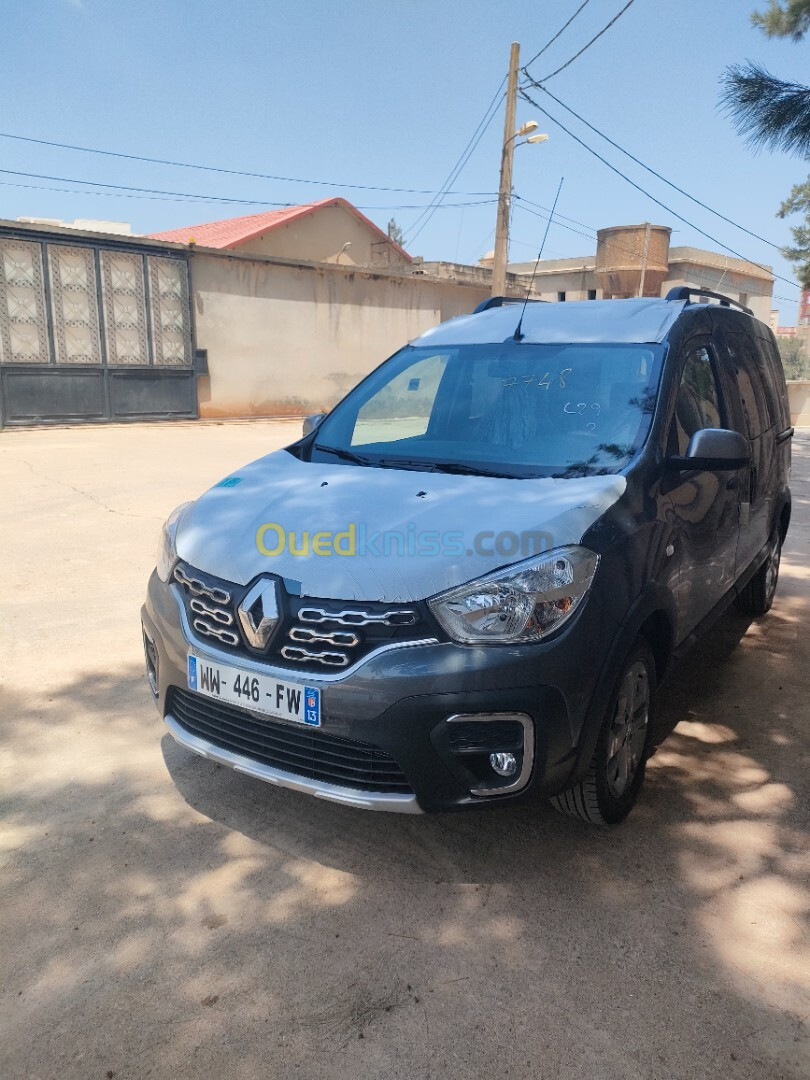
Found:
<box><xmin>489</xmin><ymin>751</ymin><xmax>518</xmax><ymax>777</ymax></box>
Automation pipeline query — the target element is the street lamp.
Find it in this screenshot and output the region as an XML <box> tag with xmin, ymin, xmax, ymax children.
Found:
<box><xmin>491</xmin><ymin>42</ymin><xmax>550</xmax><ymax>297</ymax></box>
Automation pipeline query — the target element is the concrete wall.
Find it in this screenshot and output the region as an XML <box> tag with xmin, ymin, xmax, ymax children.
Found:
<box><xmin>664</xmin><ymin>247</ymin><xmax>773</xmax><ymax>323</ymax></box>
<box><xmin>787</xmin><ymin>380</ymin><xmax>810</xmax><ymax>427</ymax></box>
<box><xmin>191</xmin><ymin>252</ymin><xmax>487</xmax><ymax>417</ymax></box>
<box><xmin>234</xmin><ymin>203</ymin><xmax>409</xmax><ymax>268</ymax></box>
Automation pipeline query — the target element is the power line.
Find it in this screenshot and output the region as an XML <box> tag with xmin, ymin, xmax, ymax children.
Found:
<box><xmin>0</xmin><ymin>130</ymin><xmax>496</xmax><ymax>197</ymax></box>
<box><xmin>0</xmin><ymin>167</ymin><xmax>284</xmax><ymax>205</ymax></box>
<box><xmin>523</xmin><ymin>81</ymin><xmax>785</xmax><ymax>252</ymax></box>
<box><xmin>0</xmin><ymin>166</ymin><xmax>497</xmax><ymax>212</ymax></box>
<box><xmin>405</xmin><ymin>79</ymin><xmax>506</xmax><ymax>244</ymax></box>
<box><xmin>525</xmin><ymin>0</ymin><xmax>637</xmax><ymax>83</ymax></box>
<box><xmin>523</xmin><ymin>1</ymin><xmax>593</xmax><ymax>68</ymax></box>
<box><xmin>513</xmin><ymin>198</ymin><xmax>604</xmax><ymax>245</ymax></box>
<box><xmin>518</xmin><ymin>88</ymin><xmax>801</xmax><ymax>291</ymax></box>
<box><xmin>0</xmin><ymin>179</ymin><xmax>256</xmax><ymax>204</ymax></box>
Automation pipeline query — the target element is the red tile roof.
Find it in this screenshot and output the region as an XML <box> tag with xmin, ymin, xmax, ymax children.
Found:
<box><xmin>148</xmin><ymin>197</ymin><xmax>411</xmax><ymax>261</ymax></box>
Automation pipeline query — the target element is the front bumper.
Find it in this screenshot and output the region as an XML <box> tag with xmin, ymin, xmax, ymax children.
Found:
<box><xmin>142</xmin><ymin>569</ymin><xmax>617</xmax><ymax>813</ymax></box>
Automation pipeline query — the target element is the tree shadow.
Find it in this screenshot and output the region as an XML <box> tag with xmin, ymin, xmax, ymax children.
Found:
<box><xmin>2</xmin><ymin>433</ymin><xmax>809</xmax><ymax>1079</ymax></box>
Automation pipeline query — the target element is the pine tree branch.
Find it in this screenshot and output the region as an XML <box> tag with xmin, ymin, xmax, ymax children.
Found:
<box><xmin>720</xmin><ymin>62</ymin><xmax>810</xmax><ymax>155</ymax></box>
<box><xmin>751</xmin><ymin>0</ymin><xmax>810</xmax><ymax>41</ymax></box>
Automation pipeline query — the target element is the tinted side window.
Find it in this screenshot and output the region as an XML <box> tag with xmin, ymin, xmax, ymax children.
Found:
<box><xmin>756</xmin><ymin>335</ymin><xmax>790</xmax><ymax>431</ymax></box>
<box><xmin>726</xmin><ymin>334</ymin><xmax>771</xmax><ymax>438</ymax></box>
<box><xmin>673</xmin><ymin>346</ymin><xmax>723</xmax><ymax>454</ymax></box>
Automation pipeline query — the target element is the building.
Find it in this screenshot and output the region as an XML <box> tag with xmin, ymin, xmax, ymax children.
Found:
<box><xmin>0</xmin><ymin>207</ymin><xmax>788</xmax><ymax>428</ymax></box>
<box><xmin>483</xmin><ymin>223</ymin><xmax>775</xmax><ymax>323</ymax></box>
<box><xmin>149</xmin><ymin>197</ymin><xmax>411</xmax><ymax>269</ymax></box>
<box><xmin>0</xmin><ymin>202</ymin><xmax>483</xmax><ymax>427</ymax></box>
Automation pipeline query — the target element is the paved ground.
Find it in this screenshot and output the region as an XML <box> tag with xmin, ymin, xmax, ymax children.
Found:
<box><xmin>1</xmin><ymin>420</ymin><xmax>808</xmax><ymax>1080</ymax></box>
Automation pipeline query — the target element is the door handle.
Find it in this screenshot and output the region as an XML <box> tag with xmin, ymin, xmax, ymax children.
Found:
<box><xmin>726</xmin><ymin>476</ymin><xmax>739</xmax><ymax>490</ymax></box>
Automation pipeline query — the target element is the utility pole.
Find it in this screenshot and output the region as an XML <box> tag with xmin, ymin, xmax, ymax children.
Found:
<box><xmin>491</xmin><ymin>41</ymin><xmax>520</xmax><ymax>297</ymax></box>
<box><xmin>637</xmin><ymin>222</ymin><xmax>652</xmax><ymax>297</ymax></box>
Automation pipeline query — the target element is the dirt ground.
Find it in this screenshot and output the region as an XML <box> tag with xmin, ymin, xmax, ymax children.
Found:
<box><xmin>1</xmin><ymin>419</ymin><xmax>808</xmax><ymax>1080</ymax></box>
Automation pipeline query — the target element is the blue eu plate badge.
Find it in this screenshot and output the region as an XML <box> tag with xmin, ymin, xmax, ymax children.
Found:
<box><xmin>304</xmin><ymin>686</ymin><xmax>320</xmax><ymax>726</ymax></box>
<box><xmin>188</xmin><ymin>655</ymin><xmax>198</xmax><ymax>690</ymax></box>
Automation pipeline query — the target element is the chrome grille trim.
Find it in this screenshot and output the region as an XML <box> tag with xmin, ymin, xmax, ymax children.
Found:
<box><xmin>174</xmin><ymin>565</ymin><xmax>231</xmax><ymax>606</ymax></box>
<box><xmin>171</xmin><ymin>583</ymin><xmax>439</xmax><ymax>682</ymax></box>
<box><xmin>288</xmin><ymin>626</ymin><xmax>360</xmax><ymax>648</ymax></box>
<box><xmin>298</xmin><ymin>607</ymin><xmax>419</xmax><ymax>628</ymax></box>
<box><xmin>280</xmin><ymin>645</ymin><xmax>350</xmax><ymax>668</ymax></box>
<box><xmin>190</xmin><ymin>597</ymin><xmax>234</xmax><ymax>625</ymax></box>
<box><xmin>193</xmin><ymin>617</ymin><xmax>241</xmax><ymax>646</ymax></box>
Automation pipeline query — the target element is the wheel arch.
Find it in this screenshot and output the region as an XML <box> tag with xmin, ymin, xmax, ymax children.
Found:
<box><xmin>565</xmin><ymin>586</ymin><xmax>677</xmax><ymax>789</ymax></box>
<box><xmin>777</xmin><ymin>497</ymin><xmax>791</xmax><ymax>542</ymax></box>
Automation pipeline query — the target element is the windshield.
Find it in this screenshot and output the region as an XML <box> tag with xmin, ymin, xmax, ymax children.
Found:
<box><xmin>311</xmin><ymin>341</ymin><xmax>665</xmax><ymax>478</ymax></box>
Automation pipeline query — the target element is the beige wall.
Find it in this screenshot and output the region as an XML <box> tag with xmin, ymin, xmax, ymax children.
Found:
<box><xmin>191</xmin><ymin>253</ymin><xmax>486</xmax><ymax>417</ymax></box>
<box><xmin>233</xmin><ymin>203</ymin><xmax>409</xmax><ymax>268</ymax></box>
<box><xmin>533</xmin><ymin>267</ymin><xmax>599</xmax><ymax>302</ymax></box>
<box><xmin>787</xmin><ymin>380</ymin><xmax>810</xmax><ymax>427</ymax></box>
<box><xmin>663</xmin><ymin>257</ymin><xmax>772</xmax><ymax>323</ymax></box>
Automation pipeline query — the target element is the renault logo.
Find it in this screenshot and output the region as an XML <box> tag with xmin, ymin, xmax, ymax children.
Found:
<box><xmin>238</xmin><ymin>577</ymin><xmax>280</xmax><ymax>649</ymax></box>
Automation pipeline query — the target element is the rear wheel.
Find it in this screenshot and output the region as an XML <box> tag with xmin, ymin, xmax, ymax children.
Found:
<box><xmin>550</xmin><ymin>638</ymin><xmax>656</xmax><ymax>826</ymax></box>
<box><xmin>737</xmin><ymin>532</ymin><xmax>781</xmax><ymax>616</ymax></box>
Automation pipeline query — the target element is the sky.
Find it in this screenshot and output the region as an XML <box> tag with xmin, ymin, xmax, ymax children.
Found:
<box><xmin>2</xmin><ymin>0</ymin><xmax>808</xmax><ymax>321</ymax></box>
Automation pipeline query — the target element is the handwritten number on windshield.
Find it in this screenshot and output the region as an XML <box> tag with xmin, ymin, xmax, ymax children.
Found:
<box><xmin>501</xmin><ymin>368</ymin><xmax>574</xmax><ymax>390</ymax></box>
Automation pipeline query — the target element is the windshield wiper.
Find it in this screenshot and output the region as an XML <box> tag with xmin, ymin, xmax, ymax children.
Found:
<box><xmin>314</xmin><ymin>444</ymin><xmax>373</xmax><ymax>466</ymax></box>
<box><xmin>378</xmin><ymin>457</ymin><xmax>520</xmax><ymax>479</ymax></box>
<box><xmin>428</xmin><ymin>461</ymin><xmax>522</xmax><ymax>479</ymax></box>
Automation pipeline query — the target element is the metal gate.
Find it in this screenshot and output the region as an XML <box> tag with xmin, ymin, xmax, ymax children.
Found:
<box><xmin>0</xmin><ymin>228</ymin><xmax>197</xmax><ymax>427</ymax></box>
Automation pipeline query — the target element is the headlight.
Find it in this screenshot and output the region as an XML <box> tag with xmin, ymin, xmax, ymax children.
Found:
<box><xmin>429</xmin><ymin>546</ymin><xmax>599</xmax><ymax>645</ymax></box>
<box><xmin>156</xmin><ymin>502</ymin><xmax>192</xmax><ymax>582</ymax></box>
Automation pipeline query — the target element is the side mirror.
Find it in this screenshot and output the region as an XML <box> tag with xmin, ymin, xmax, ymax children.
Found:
<box><xmin>303</xmin><ymin>412</ymin><xmax>326</xmax><ymax>437</ymax></box>
<box><xmin>665</xmin><ymin>428</ymin><xmax>750</xmax><ymax>472</ymax></box>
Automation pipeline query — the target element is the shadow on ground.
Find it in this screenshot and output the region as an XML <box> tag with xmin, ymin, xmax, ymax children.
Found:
<box><xmin>2</xmin><ymin>604</ymin><xmax>808</xmax><ymax>1080</ymax></box>
<box><xmin>1</xmin><ymin>429</ymin><xmax>808</xmax><ymax>1079</ymax></box>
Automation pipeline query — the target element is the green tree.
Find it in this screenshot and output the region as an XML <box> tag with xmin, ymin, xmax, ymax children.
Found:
<box><xmin>752</xmin><ymin>0</ymin><xmax>810</xmax><ymax>38</ymax></box>
<box><xmin>776</xmin><ymin>335</ymin><xmax>810</xmax><ymax>378</ymax></box>
<box><xmin>778</xmin><ymin>181</ymin><xmax>810</xmax><ymax>286</ymax></box>
<box><xmin>387</xmin><ymin>218</ymin><xmax>404</xmax><ymax>246</ymax></box>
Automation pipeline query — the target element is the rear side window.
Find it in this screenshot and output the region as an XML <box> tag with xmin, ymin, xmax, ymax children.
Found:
<box><xmin>673</xmin><ymin>346</ymin><xmax>723</xmax><ymax>454</ymax></box>
<box><xmin>726</xmin><ymin>334</ymin><xmax>772</xmax><ymax>438</ymax></box>
<box><xmin>755</xmin><ymin>335</ymin><xmax>790</xmax><ymax>431</ymax></box>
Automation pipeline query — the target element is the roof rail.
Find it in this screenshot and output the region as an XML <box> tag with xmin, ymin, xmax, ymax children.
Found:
<box><xmin>473</xmin><ymin>295</ymin><xmax>546</xmax><ymax>314</ymax></box>
<box><xmin>665</xmin><ymin>286</ymin><xmax>753</xmax><ymax>316</ymax></box>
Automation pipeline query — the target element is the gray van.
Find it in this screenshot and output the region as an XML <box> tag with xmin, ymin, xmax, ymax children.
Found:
<box><xmin>141</xmin><ymin>288</ymin><xmax>793</xmax><ymax>824</ymax></box>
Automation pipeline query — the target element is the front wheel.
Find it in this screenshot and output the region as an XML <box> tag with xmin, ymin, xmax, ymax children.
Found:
<box><xmin>550</xmin><ymin>638</ymin><xmax>656</xmax><ymax>825</ymax></box>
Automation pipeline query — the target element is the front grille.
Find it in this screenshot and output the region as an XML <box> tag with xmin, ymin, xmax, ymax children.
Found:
<box><xmin>168</xmin><ymin>687</ymin><xmax>412</xmax><ymax>794</ymax></box>
<box><xmin>172</xmin><ymin>560</ymin><xmax>430</xmax><ymax>671</ymax></box>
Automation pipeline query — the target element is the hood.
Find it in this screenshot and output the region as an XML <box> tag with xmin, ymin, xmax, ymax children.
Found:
<box><xmin>176</xmin><ymin>450</ymin><xmax>626</xmax><ymax>602</ymax></box>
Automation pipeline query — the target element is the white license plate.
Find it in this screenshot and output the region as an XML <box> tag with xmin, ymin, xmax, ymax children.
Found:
<box><xmin>187</xmin><ymin>654</ymin><xmax>320</xmax><ymax>727</ymax></box>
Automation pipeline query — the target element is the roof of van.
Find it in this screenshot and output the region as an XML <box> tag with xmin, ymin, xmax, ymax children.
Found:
<box><xmin>412</xmin><ymin>297</ymin><xmax>688</xmax><ymax>347</ymax></box>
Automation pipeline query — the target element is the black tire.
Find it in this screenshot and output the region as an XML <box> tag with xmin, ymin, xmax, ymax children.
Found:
<box><xmin>736</xmin><ymin>532</ymin><xmax>781</xmax><ymax>616</ymax></box>
<box><xmin>550</xmin><ymin>638</ymin><xmax>656</xmax><ymax>826</ymax></box>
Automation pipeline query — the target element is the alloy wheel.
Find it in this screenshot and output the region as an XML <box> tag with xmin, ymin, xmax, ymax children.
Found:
<box><xmin>605</xmin><ymin>661</ymin><xmax>650</xmax><ymax>798</ymax></box>
<box><xmin>765</xmin><ymin>537</ymin><xmax>781</xmax><ymax>606</ymax></box>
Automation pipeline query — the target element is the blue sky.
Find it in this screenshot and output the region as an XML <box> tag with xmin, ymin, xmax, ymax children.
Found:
<box><xmin>3</xmin><ymin>0</ymin><xmax>808</xmax><ymax>320</ymax></box>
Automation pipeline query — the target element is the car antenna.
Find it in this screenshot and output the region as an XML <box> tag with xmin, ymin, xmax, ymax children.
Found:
<box><xmin>514</xmin><ymin>176</ymin><xmax>564</xmax><ymax>342</ymax></box>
